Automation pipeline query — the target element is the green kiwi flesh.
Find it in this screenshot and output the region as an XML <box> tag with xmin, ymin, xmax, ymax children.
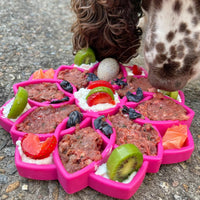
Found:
<box><xmin>106</xmin><ymin>144</ymin><xmax>143</xmax><ymax>182</ymax></box>
<box><xmin>7</xmin><ymin>87</ymin><xmax>28</xmax><ymax>119</ymax></box>
<box><xmin>74</xmin><ymin>47</ymin><xmax>96</xmax><ymax>66</ymax></box>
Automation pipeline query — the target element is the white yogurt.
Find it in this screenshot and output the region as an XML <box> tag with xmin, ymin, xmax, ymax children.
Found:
<box><xmin>95</xmin><ymin>163</ymin><xmax>137</xmax><ymax>184</ymax></box>
<box><xmin>74</xmin><ymin>61</ymin><xmax>98</xmax><ymax>70</ymax></box>
<box><xmin>16</xmin><ymin>140</ymin><xmax>53</xmax><ymax>165</ymax></box>
<box><xmin>74</xmin><ymin>88</ymin><xmax>120</xmax><ymax>112</ymax></box>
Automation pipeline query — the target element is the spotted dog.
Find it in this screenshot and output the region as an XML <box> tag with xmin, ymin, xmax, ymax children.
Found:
<box><xmin>142</xmin><ymin>0</ymin><xmax>200</xmax><ymax>91</ymax></box>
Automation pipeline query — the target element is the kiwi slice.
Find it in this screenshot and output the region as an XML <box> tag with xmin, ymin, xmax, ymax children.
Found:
<box><xmin>169</xmin><ymin>91</ymin><xmax>178</xmax><ymax>100</ymax></box>
<box><xmin>159</xmin><ymin>90</ymin><xmax>178</xmax><ymax>100</ymax></box>
<box><xmin>106</xmin><ymin>144</ymin><xmax>143</xmax><ymax>182</ymax></box>
<box><xmin>7</xmin><ymin>87</ymin><xmax>28</xmax><ymax>119</ymax></box>
<box><xmin>74</xmin><ymin>47</ymin><xmax>96</xmax><ymax>66</ymax></box>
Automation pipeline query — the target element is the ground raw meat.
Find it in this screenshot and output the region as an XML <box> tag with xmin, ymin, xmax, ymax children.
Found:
<box><xmin>117</xmin><ymin>76</ymin><xmax>157</xmax><ymax>97</ymax></box>
<box><xmin>108</xmin><ymin>110</ymin><xmax>160</xmax><ymax>156</ymax></box>
<box><xmin>17</xmin><ymin>104</ymin><xmax>80</xmax><ymax>134</ymax></box>
<box><xmin>135</xmin><ymin>93</ymin><xmax>189</xmax><ymax>121</ymax></box>
<box><xmin>58</xmin><ymin>126</ymin><xmax>103</xmax><ymax>173</ymax></box>
<box><xmin>57</xmin><ymin>68</ymin><xmax>89</xmax><ymax>89</ymax></box>
<box><xmin>24</xmin><ymin>82</ymin><xmax>65</xmax><ymax>102</ymax></box>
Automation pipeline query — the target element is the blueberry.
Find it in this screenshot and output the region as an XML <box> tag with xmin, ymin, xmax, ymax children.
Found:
<box><xmin>50</xmin><ymin>96</ymin><xmax>69</xmax><ymax>104</ymax></box>
<box><xmin>122</xmin><ymin>105</ymin><xmax>141</xmax><ymax>120</ymax></box>
<box><xmin>126</xmin><ymin>87</ymin><xmax>143</xmax><ymax>102</ymax></box>
<box><xmin>67</xmin><ymin>111</ymin><xmax>83</xmax><ymax>128</ymax></box>
<box><xmin>86</xmin><ymin>73</ymin><xmax>99</xmax><ymax>82</ymax></box>
<box><xmin>94</xmin><ymin>115</ymin><xmax>113</xmax><ymax>138</ymax></box>
<box><xmin>94</xmin><ymin>115</ymin><xmax>105</xmax><ymax>129</ymax></box>
<box><xmin>60</xmin><ymin>80</ymin><xmax>73</xmax><ymax>93</ymax></box>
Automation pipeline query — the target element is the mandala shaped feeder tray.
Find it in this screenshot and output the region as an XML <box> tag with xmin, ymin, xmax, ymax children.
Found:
<box><xmin>0</xmin><ymin>63</ymin><xmax>195</xmax><ymax>199</ymax></box>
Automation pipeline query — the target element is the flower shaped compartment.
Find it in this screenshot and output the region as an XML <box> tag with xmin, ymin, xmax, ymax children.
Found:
<box><xmin>0</xmin><ymin>64</ymin><xmax>196</xmax><ymax>200</ymax></box>
<box><xmin>53</xmin><ymin>116</ymin><xmax>116</xmax><ymax>194</ymax></box>
<box><xmin>123</xmin><ymin>92</ymin><xmax>195</xmax><ymax>165</ymax></box>
<box><xmin>14</xmin><ymin>113</ymin><xmax>92</xmax><ymax>181</ymax></box>
<box><xmin>13</xmin><ymin>79</ymin><xmax>75</xmax><ymax>107</ymax></box>
<box><xmin>10</xmin><ymin>103</ymin><xmax>81</xmax><ymax>144</ymax></box>
<box><xmin>100</xmin><ymin>107</ymin><xmax>163</xmax><ymax>173</ymax></box>
<box><xmin>55</xmin><ymin>65</ymin><xmax>96</xmax><ymax>90</ymax></box>
<box><xmin>116</xmin><ymin>75</ymin><xmax>185</xmax><ymax>103</ymax></box>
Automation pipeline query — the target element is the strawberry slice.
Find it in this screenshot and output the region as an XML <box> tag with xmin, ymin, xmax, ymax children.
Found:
<box><xmin>132</xmin><ymin>65</ymin><xmax>142</xmax><ymax>75</ymax></box>
<box><xmin>87</xmin><ymin>80</ymin><xmax>115</xmax><ymax>93</ymax></box>
<box><xmin>87</xmin><ymin>92</ymin><xmax>115</xmax><ymax>106</ymax></box>
<box><xmin>21</xmin><ymin>133</ymin><xmax>57</xmax><ymax>159</ymax></box>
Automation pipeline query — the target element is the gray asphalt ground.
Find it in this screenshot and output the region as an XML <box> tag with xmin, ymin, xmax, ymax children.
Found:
<box><xmin>0</xmin><ymin>1</ymin><xmax>200</xmax><ymax>200</ymax></box>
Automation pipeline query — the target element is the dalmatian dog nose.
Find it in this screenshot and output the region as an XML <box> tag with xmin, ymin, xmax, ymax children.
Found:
<box><xmin>148</xmin><ymin>68</ymin><xmax>188</xmax><ymax>91</ymax></box>
<box><xmin>142</xmin><ymin>0</ymin><xmax>200</xmax><ymax>91</ymax></box>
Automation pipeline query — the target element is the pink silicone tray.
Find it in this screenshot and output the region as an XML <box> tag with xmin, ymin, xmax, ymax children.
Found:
<box><xmin>13</xmin><ymin>79</ymin><xmax>75</xmax><ymax>107</ymax></box>
<box><xmin>0</xmin><ymin>64</ymin><xmax>195</xmax><ymax>199</ymax></box>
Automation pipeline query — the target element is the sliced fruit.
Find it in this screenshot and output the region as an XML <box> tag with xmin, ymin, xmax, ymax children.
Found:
<box><xmin>7</xmin><ymin>87</ymin><xmax>28</xmax><ymax>119</ymax></box>
<box><xmin>32</xmin><ymin>68</ymin><xmax>55</xmax><ymax>79</ymax></box>
<box><xmin>107</xmin><ymin>144</ymin><xmax>143</xmax><ymax>182</ymax></box>
<box><xmin>87</xmin><ymin>92</ymin><xmax>115</xmax><ymax>106</ymax></box>
<box><xmin>86</xmin><ymin>86</ymin><xmax>114</xmax><ymax>100</ymax></box>
<box><xmin>159</xmin><ymin>90</ymin><xmax>170</xmax><ymax>96</ymax></box>
<box><xmin>87</xmin><ymin>80</ymin><xmax>115</xmax><ymax>93</ymax></box>
<box><xmin>159</xmin><ymin>90</ymin><xmax>178</xmax><ymax>100</ymax></box>
<box><xmin>132</xmin><ymin>65</ymin><xmax>142</xmax><ymax>75</ymax></box>
<box><xmin>43</xmin><ymin>68</ymin><xmax>55</xmax><ymax>79</ymax></box>
<box><xmin>32</xmin><ymin>69</ymin><xmax>45</xmax><ymax>79</ymax></box>
<box><xmin>162</xmin><ymin>124</ymin><xmax>188</xmax><ymax>150</ymax></box>
<box><xmin>74</xmin><ymin>47</ymin><xmax>96</xmax><ymax>66</ymax></box>
<box><xmin>169</xmin><ymin>91</ymin><xmax>179</xmax><ymax>100</ymax></box>
<box><xmin>21</xmin><ymin>133</ymin><xmax>57</xmax><ymax>159</ymax></box>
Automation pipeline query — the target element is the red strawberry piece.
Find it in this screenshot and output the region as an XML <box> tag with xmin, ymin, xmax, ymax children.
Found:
<box><xmin>87</xmin><ymin>92</ymin><xmax>115</xmax><ymax>106</ymax></box>
<box><xmin>21</xmin><ymin>133</ymin><xmax>57</xmax><ymax>159</ymax></box>
<box><xmin>132</xmin><ymin>65</ymin><xmax>142</xmax><ymax>75</ymax></box>
<box><xmin>87</xmin><ymin>80</ymin><xmax>115</xmax><ymax>93</ymax></box>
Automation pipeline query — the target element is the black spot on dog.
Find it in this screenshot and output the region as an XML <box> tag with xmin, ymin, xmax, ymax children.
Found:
<box><xmin>193</xmin><ymin>0</ymin><xmax>200</xmax><ymax>15</ymax></box>
<box><xmin>156</xmin><ymin>42</ymin><xmax>165</xmax><ymax>53</ymax></box>
<box><xmin>184</xmin><ymin>37</ymin><xmax>196</xmax><ymax>49</ymax></box>
<box><xmin>173</xmin><ymin>0</ymin><xmax>182</xmax><ymax>14</ymax></box>
<box><xmin>188</xmin><ymin>6</ymin><xmax>194</xmax><ymax>14</ymax></box>
<box><xmin>192</xmin><ymin>16</ymin><xmax>198</xmax><ymax>26</ymax></box>
<box><xmin>177</xmin><ymin>45</ymin><xmax>185</xmax><ymax>59</ymax></box>
<box><xmin>155</xmin><ymin>54</ymin><xmax>167</xmax><ymax>64</ymax></box>
<box><xmin>166</xmin><ymin>31</ymin><xmax>175</xmax><ymax>42</ymax></box>
<box><xmin>141</xmin><ymin>0</ymin><xmax>151</xmax><ymax>11</ymax></box>
<box><xmin>144</xmin><ymin>44</ymin><xmax>150</xmax><ymax>52</ymax></box>
<box><xmin>183</xmin><ymin>52</ymin><xmax>199</xmax><ymax>71</ymax></box>
<box><xmin>170</xmin><ymin>45</ymin><xmax>177</xmax><ymax>59</ymax></box>
<box><xmin>177</xmin><ymin>45</ymin><xmax>185</xmax><ymax>52</ymax></box>
<box><xmin>179</xmin><ymin>22</ymin><xmax>187</xmax><ymax>32</ymax></box>
<box><xmin>154</xmin><ymin>0</ymin><xmax>163</xmax><ymax>11</ymax></box>
<box><xmin>161</xmin><ymin>60</ymin><xmax>181</xmax><ymax>78</ymax></box>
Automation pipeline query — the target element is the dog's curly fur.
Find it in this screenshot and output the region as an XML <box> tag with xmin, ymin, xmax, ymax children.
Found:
<box><xmin>71</xmin><ymin>0</ymin><xmax>143</xmax><ymax>63</ymax></box>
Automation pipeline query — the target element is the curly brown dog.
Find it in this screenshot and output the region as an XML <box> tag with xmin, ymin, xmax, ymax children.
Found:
<box><xmin>71</xmin><ymin>0</ymin><xmax>143</xmax><ymax>64</ymax></box>
<box><xmin>71</xmin><ymin>0</ymin><xmax>200</xmax><ymax>91</ymax></box>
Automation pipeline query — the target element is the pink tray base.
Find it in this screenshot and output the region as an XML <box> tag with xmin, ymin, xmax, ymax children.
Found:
<box><xmin>0</xmin><ymin>64</ymin><xmax>196</xmax><ymax>199</ymax></box>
